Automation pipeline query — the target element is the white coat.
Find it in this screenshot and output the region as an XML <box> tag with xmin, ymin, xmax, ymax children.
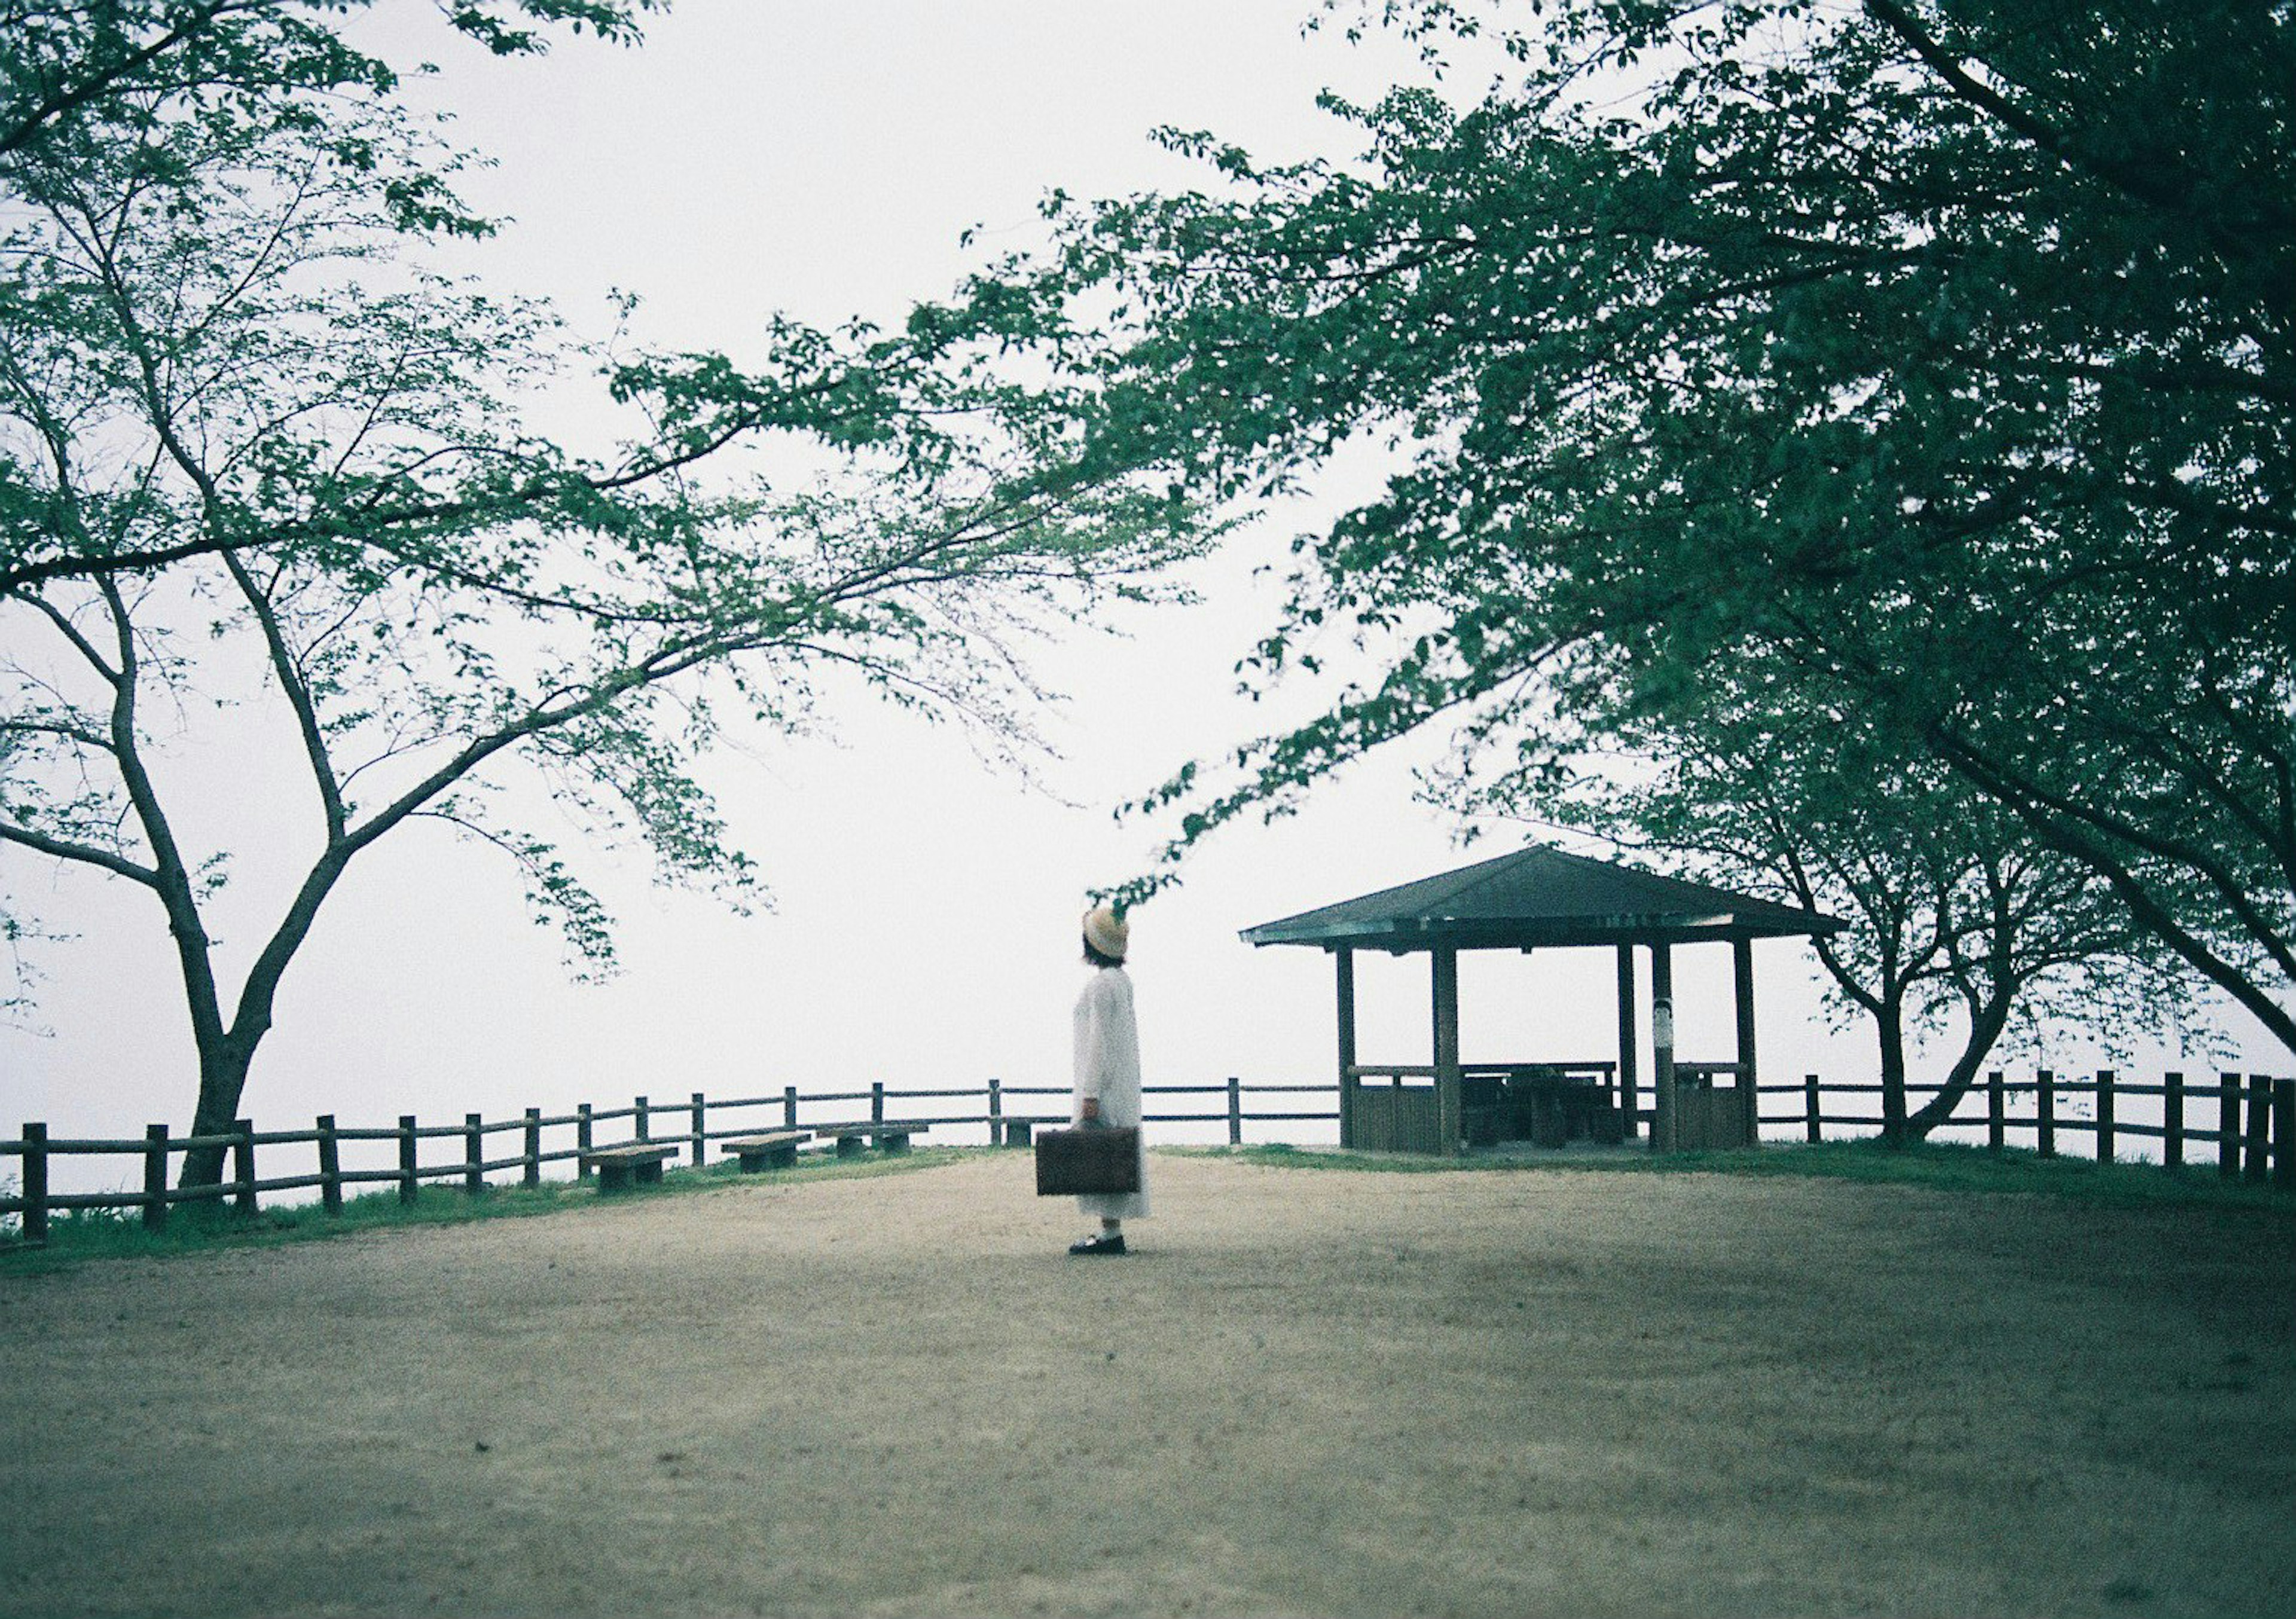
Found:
<box><xmin>1071</xmin><ymin>964</ymin><xmax>1149</xmax><ymax>1220</ymax></box>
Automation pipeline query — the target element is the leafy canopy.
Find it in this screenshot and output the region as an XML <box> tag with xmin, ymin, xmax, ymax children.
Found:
<box><xmin>936</xmin><ymin>0</ymin><xmax>2296</xmax><ymax>1050</ymax></box>
<box><xmin>0</xmin><ymin>0</ymin><xmax>1204</xmax><ymax>1165</ymax></box>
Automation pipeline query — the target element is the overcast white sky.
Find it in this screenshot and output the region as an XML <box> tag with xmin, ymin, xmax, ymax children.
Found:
<box><xmin>4</xmin><ymin>0</ymin><xmax>2269</xmax><ymax>1157</ymax></box>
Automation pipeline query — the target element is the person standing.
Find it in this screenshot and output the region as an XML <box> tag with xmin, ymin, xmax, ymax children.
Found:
<box><xmin>1070</xmin><ymin>903</ymin><xmax>1148</xmax><ymax>1255</ymax></box>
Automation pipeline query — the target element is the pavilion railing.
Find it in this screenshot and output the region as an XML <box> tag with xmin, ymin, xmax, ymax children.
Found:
<box><xmin>1347</xmin><ymin>1061</ymin><xmax>1622</xmax><ymax>1084</ymax></box>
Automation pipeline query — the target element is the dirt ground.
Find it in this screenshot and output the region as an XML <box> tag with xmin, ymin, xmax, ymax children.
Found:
<box><xmin>2</xmin><ymin>1151</ymin><xmax>2292</xmax><ymax>1619</ymax></box>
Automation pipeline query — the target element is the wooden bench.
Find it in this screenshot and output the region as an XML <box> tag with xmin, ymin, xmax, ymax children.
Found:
<box><xmin>581</xmin><ymin>1141</ymin><xmax>680</xmax><ymax>1191</ymax></box>
<box><xmin>720</xmin><ymin>1129</ymin><xmax>811</xmax><ymax>1172</ymax></box>
<box><xmin>999</xmin><ymin>1118</ymin><xmax>1061</xmax><ymax>1148</ymax></box>
<box><xmin>811</xmin><ymin>1122</ymin><xmax>929</xmax><ymax>1157</ymax></box>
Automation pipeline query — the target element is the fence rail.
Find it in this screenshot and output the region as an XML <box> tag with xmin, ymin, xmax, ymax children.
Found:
<box><xmin>4</xmin><ymin>1068</ymin><xmax>2289</xmax><ymax>1247</ymax></box>
<box><xmin>1782</xmin><ymin>1068</ymin><xmax>2295</xmax><ymax>1188</ymax></box>
<box><xmin>0</xmin><ymin>1075</ymin><xmax>1337</xmax><ymax>1245</ymax></box>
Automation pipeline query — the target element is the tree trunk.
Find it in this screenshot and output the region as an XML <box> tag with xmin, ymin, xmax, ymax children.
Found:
<box><xmin>180</xmin><ymin>1038</ymin><xmax>257</xmax><ymax>1190</ymax></box>
<box><xmin>1876</xmin><ymin>998</ymin><xmax>1910</xmax><ymax>1147</ymax></box>
<box><xmin>1907</xmin><ymin>990</ymin><xmax>2016</xmax><ymax>1140</ymax></box>
<box><xmin>175</xmin><ymin>848</ymin><xmax>355</xmax><ymax>1190</ymax></box>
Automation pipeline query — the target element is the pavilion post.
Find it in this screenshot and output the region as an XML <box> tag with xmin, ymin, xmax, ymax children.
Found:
<box><xmin>1615</xmin><ymin>944</ymin><xmax>1638</xmax><ymax>1141</ymax></box>
<box><xmin>1733</xmin><ymin>936</ymin><xmax>1759</xmax><ymax>1147</ymax></box>
<box><xmin>1335</xmin><ymin>946</ymin><xmax>1359</xmax><ymax>1150</ymax></box>
<box><xmin>1238</xmin><ymin>845</ymin><xmax>1839</xmax><ymax>1160</ymax></box>
<box><xmin>1651</xmin><ymin>942</ymin><xmax>1678</xmax><ymax>1154</ymax></box>
<box><xmin>1433</xmin><ymin>945</ymin><xmax>1463</xmax><ymax>1157</ymax></box>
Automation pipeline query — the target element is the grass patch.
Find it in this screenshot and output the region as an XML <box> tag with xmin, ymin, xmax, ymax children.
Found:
<box><xmin>9</xmin><ymin>1138</ymin><xmax>2283</xmax><ymax>1273</ymax></box>
<box><xmin>0</xmin><ymin>1145</ymin><xmax>978</xmax><ymax>1273</ymax></box>
<box><xmin>1187</xmin><ymin>1138</ymin><xmax>2296</xmax><ymax>1217</ymax></box>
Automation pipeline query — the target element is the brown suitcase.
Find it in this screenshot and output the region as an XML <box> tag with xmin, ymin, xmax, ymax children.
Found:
<box><xmin>1034</xmin><ymin>1125</ymin><xmax>1141</xmax><ymax>1196</ymax></box>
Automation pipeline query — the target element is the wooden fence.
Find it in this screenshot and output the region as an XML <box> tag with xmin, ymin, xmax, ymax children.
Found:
<box><xmin>0</xmin><ymin>1077</ymin><xmax>1335</xmax><ymax>1245</ymax></box>
<box><xmin>1770</xmin><ymin>1067</ymin><xmax>2296</xmax><ymax>1187</ymax></box>
<box><xmin>5</xmin><ymin>1068</ymin><xmax>2289</xmax><ymax>1247</ymax></box>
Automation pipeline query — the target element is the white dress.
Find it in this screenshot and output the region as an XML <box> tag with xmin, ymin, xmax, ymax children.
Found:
<box><xmin>1071</xmin><ymin>965</ymin><xmax>1150</xmax><ymax>1221</ymax></box>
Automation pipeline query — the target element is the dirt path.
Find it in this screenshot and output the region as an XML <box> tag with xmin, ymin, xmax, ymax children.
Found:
<box><xmin>3</xmin><ymin>1153</ymin><xmax>2291</xmax><ymax>1618</ymax></box>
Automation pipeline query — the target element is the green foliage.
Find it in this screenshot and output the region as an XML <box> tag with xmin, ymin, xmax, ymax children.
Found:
<box><xmin>1</xmin><ymin>4</ymin><xmax>660</xmax><ymax>176</ymax></box>
<box><xmin>951</xmin><ymin>0</ymin><xmax>2296</xmax><ymax>1054</ymax></box>
<box><xmin>0</xmin><ymin>2</ymin><xmax>1207</xmax><ymax>1168</ymax></box>
<box><xmin>1529</xmin><ymin>656</ymin><xmax>2202</xmax><ymax>1138</ymax></box>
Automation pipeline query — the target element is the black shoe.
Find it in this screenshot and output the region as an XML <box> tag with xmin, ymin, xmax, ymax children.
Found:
<box><xmin>1068</xmin><ymin>1233</ymin><xmax>1126</xmax><ymax>1256</ymax></box>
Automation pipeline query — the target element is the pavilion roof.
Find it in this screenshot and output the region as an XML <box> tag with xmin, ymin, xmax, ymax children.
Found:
<box><xmin>1238</xmin><ymin>843</ymin><xmax>1843</xmax><ymax>951</ymax></box>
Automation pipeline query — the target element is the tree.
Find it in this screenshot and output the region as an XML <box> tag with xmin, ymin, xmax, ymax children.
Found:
<box><xmin>1523</xmin><ymin>662</ymin><xmax>2190</xmax><ymax>1141</ymax></box>
<box><xmin>939</xmin><ymin>0</ymin><xmax>2296</xmax><ymax>1053</ymax></box>
<box><xmin>1</xmin><ymin>2</ymin><xmax>673</xmax><ymax>594</ymax></box>
<box><xmin>0</xmin><ymin>4</ymin><xmax>1195</xmax><ymax>1183</ymax></box>
<box><xmin>1</xmin><ymin>2</ymin><xmax>654</xmax><ymax>161</ymax></box>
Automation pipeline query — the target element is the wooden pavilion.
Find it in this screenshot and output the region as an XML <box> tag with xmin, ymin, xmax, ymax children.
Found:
<box><xmin>1239</xmin><ymin>844</ymin><xmax>1842</xmax><ymax>1156</ymax></box>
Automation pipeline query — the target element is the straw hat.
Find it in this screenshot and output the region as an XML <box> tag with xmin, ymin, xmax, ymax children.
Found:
<box><xmin>1082</xmin><ymin>904</ymin><xmax>1129</xmax><ymax>962</ymax></box>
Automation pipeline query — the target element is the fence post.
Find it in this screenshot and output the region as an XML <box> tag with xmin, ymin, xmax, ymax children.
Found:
<box><xmin>2219</xmin><ymin>1073</ymin><xmax>2240</xmax><ymax>1178</ymax></box>
<box><xmin>19</xmin><ymin>1122</ymin><xmax>47</xmax><ymax>1245</ymax></box>
<box><xmin>577</xmin><ymin>1104</ymin><xmax>594</xmax><ymax>1178</ymax></box>
<box><xmin>233</xmin><ymin>1119</ymin><xmax>258</xmax><ymax>1217</ymax></box>
<box><xmin>2036</xmin><ymin>1070</ymin><xmax>2056</xmax><ymax>1159</ymax></box>
<box><xmin>1228</xmin><ymin>1076</ymin><xmax>1243</xmax><ymax>1147</ymax></box>
<box><xmin>2273</xmin><ymin>1079</ymin><xmax>2294</xmax><ymax>1190</ymax></box>
<box><xmin>317</xmin><ymin>1115</ymin><xmax>343</xmax><ymax>1216</ymax></box>
<box><xmin>523</xmin><ymin>1108</ymin><xmax>542</xmax><ymax>1189</ymax></box>
<box><xmin>691</xmin><ymin>1092</ymin><xmax>707</xmax><ymax>1167</ymax></box>
<box><xmin>399</xmin><ymin>1114</ymin><xmax>419</xmax><ymax>1205</ymax></box>
<box><xmin>635</xmin><ymin>1095</ymin><xmax>650</xmax><ymax>1141</ymax></box>
<box><xmin>1986</xmin><ymin>1071</ymin><xmax>2005</xmax><ymax>1152</ymax></box>
<box><xmin>2245</xmin><ymin>1075</ymin><xmax>2270</xmax><ymax>1183</ymax></box>
<box><xmin>1803</xmin><ymin>1074</ymin><xmax>1822</xmax><ymax>1143</ymax></box>
<box><xmin>142</xmin><ymin>1124</ymin><xmax>170</xmax><ymax>1231</ymax></box>
<box><xmin>464</xmin><ymin>1113</ymin><xmax>484</xmax><ymax>1197</ymax></box>
<box><xmin>783</xmin><ymin>1085</ymin><xmax>798</xmax><ymax>1131</ymax></box>
<box><xmin>988</xmin><ymin>1078</ymin><xmax>1003</xmax><ymax>1146</ymax></box>
<box><xmin>2096</xmin><ymin>1068</ymin><xmax>2116</xmax><ymax>1164</ymax></box>
<box><xmin>2164</xmin><ymin>1071</ymin><xmax>2184</xmax><ymax>1169</ymax></box>
<box><xmin>871</xmin><ymin>1082</ymin><xmax>885</xmax><ymax>1126</ymax></box>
